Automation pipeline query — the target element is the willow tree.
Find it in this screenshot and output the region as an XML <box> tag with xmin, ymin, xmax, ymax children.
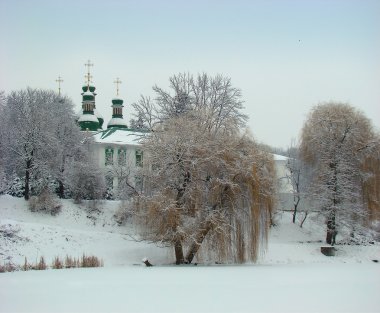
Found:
<box><xmin>133</xmin><ymin>113</ymin><xmax>275</xmax><ymax>264</ymax></box>
<box><xmin>361</xmin><ymin>140</ymin><xmax>380</xmax><ymax>221</ymax></box>
<box><xmin>300</xmin><ymin>102</ymin><xmax>378</xmax><ymax>245</ymax></box>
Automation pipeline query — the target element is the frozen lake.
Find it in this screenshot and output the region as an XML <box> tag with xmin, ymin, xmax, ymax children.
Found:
<box><xmin>1</xmin><ymin>263</ymin><xmax>379</xmax><ymax>313</ymax></box>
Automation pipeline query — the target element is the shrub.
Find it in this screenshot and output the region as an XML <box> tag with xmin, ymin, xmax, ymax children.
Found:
<box><xmin>33</xmin><ymin>256</ymin><xmax>47</xmax><ymax>270</ymax></box>
<box><xmin>114</xmin><ymin>204</ymin><xmax>132</xmax><ymax>225</ymax></box>
<box><xmin>29</xmin><ymin>187</ymin><xmax>62</xmax><ymax>216</ymax></box>
<box><xmin>0</xmin><ymin>262</ymin><xmax>17</xmax><ymax>273</ymax></box>
<box><xmin>52</xmin><ymin>256</ymin><xmax>64</xmax><ymax>269</ymax></box>
<box><xmin>22</xmin><ymin>257</ymin><xmax>32</xmax><ymax>271</ymax></box>
<box><xmin>64</xmin><ymin>255</ymin><xmax>79</xmax><ymax>268</ymax></box>
<box><xmin>80</xmin><ymin>254</ymin><xmax>103</xmax><ymax>268</ymax></box>
<box><xmin>0</xmin><ymin>223</ymin><xmax>21</xmax><ymax>240</ymax></box>
<box><xmin>1</xmin><ymin>255</ymin><xmax>104</xmax><ymax>274</ymax></box>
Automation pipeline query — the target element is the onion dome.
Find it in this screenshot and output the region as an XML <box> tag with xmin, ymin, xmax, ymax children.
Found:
<box><xmin>89</xmin><ymin>84</ymin><xmax>96</xmax><ymax>93</ymax></box>
<box><xmin>107</xmin><ymin>97</ymin><xmax>128</xmax><ymax>129</ymax></box>
<box><xmin>112</xmin><ymin>97</ymin><xmax>124</xmax><ymax>105</ymax></box>
<box><xmin>78</xmin><ymin>113</ymin><xmax>100</xmax><ymax>131</ymax></box>
<box><xmin>83</xmin><ymin>91</ymin><xmax>95</xmax><ymax>101</ymax></box>
<box><xmin>107</xmin><ymin>117</ymin><xmax>128</xmax><ymax>129</ymax></box>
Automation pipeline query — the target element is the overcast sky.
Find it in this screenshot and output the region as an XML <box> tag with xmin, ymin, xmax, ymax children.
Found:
<box><xmin>1</xmin><ymin>0</ymin><xmax>379</xmax><ymax>148</ymax></box>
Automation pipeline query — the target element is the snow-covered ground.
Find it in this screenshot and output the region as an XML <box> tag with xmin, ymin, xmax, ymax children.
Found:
<box><xmin>1</xmin><ymin>195</ymin><xmax>379</xmax><ymax>313</ymax></box>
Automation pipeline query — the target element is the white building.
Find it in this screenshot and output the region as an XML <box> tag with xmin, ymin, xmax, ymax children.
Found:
<box><xmin>76</xmin><ymin>65</ymin><xmax>294</xmax><ymax>203</ymax></box>
<box><xmin>90</xmin><ymin>128</ymin><xmax>144</xmax><ymax>192</ymax></box>
<box><xmin>273</xmin><ymin>154</ymin><xmax>294</xmax><ymax>211</ymax></box>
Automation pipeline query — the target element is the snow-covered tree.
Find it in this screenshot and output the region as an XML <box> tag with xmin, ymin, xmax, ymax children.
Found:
<box><xmin>132</xmin><ymin>73</ymin><xmax>248</xmax><ymax>132</ymax></box>
<box><xmin>0</xmin><ymin>91</ymin><xmax>7</xmax><ymax>194</ymax></box>
<box><xmin>1</xmin><ymin>88</ymin><xmax>83</xmax><ymax>200</ymax></box>
<box><xmin>286</xmin><ymin>141</ymin><xmax>310</xmax><ymax>226</ymax></box>
<box><xmin>300</xmin><ymin>102</ymin><xmax>378</xmax><ymax>245</ymax></box>
<box><xmin>64</xmin><ymin>156</ymin><xmax>106</xmax><ymax>203</ymax></box>
<box><xmin>361</xmin><ymin>137</ymin><xmax>380</xmax><ymax>222</ymax></box>
<box><xmin>129</xmin><ymin>111</ymin><xmax>149</xmax><ymax>131</ymax></box>
<box><xmin>107</xmin><ymin>158</ymin><xmax>139</xmax><ymax>200</ymax></box>
<box><xmin>132</xmin><ymin>113</ymin><xmax>275</xmax><ymax>264</ymax></box>
<box><xmin>51</xmin><ymin>98</ymin><xmax>85</xmax><ymax>198</ymax></box>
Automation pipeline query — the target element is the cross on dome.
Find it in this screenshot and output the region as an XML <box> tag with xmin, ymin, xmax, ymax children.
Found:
<box><xmin>114</xmin><ymin>78</ymin><xmax>122</xmax><ymax>96</ymax></box>
<box><xmin>84</xmin><ymin>60</ymin><xmax>94</xmax><ymax>86</ymax></box>
<box><xmin>84</xmin><ymin>73</ymin><xmax>93</xmax><ymax>86</ymax></box>
<box><xmin>55</xmin><ymin>76</ymin><xmax>63</xmax><ymax>95</ymax></box>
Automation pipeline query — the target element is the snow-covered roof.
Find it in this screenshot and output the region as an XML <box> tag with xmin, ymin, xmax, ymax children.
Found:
<box><xmin>92</xmin><ymin>128</ymin><xmax>146</xmax><ymax>145</ymax></box>
<box><xmin>107</xmin><ymin>117</ymin><xmax>128</xmax><ymax>128</ymax></box>
<box><xmin>78</xmin><ymin>114</ymin><xmax>99</xmax><ymax>123</ymax></box>
<box><xmin>94</xmin><ymin>110</ymin><xmax>103</xmax><ymax>119</ymax></box>
<box><xmin>273</xmin><ymin>154</ymin><xmax>288</xmax><ymax>161</ymax></box>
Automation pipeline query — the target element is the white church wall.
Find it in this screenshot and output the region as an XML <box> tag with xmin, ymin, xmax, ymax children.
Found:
<box><xmin>90</xmin><ymin>142</ymin><xmax>143</xmax><ymax>191</ymax></box>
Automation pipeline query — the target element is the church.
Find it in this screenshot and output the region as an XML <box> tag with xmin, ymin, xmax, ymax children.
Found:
<box><xmin>76</xmin><ymin>61</ymin><xmax>145</xmax><ymax>194</ymax></box>
<box><xmin>73</xmin><ymin>61</ymin><xmax>294</xmax><ymax>208</ymax></box>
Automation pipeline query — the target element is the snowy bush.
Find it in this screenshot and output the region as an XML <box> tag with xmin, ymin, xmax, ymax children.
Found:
<box><xmin>28</xmin><ymin>187</ymin><xmax>62</xmax><ymax>216</ymax></box>
<box><xmin>65</xmin><ymin>160</ymin><xmax>106</xmax><ymax>203</ymax></box>
<box><xmin>5</xmin><ymin>173</ymin><xmax>25</xmax><ymax>198</ymax></box>
<box><xmin>86</xmin><ymin>199</ymin><xmax>104</xmax><ymax>215</ymax></box>
<box><xmin>0</xmin><ymin>224</ymin><xmax>21</xmax><ymax>240</ymax></box>
<box><xmin>0</xmin><ymin>168</ymin><xmax>7</xmax><ymax>195</ymax></box>
<box><xmin>114</xmin><ymin>202</ymin><xmax>133</xmax><ymax>225</ymax></box>
<box><xmin>104</xmin><ymin>186</ymin><xmax>114</xmax><ymax>200</ymax></box>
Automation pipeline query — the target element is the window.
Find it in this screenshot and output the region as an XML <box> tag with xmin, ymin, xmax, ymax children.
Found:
<box><xmin>135</xmin><ymin>150</ymin><xmax>143</xmax><ymax>167</ymax></box>
<box><xmin>105</xmin><ymin>148</ymin><xmax>114</xmax><ymax>165</ymax></box>
<box><xmin>118</xmin><ymin>149</ymin><xmax>127</xmax><ymax>166</ymax></box>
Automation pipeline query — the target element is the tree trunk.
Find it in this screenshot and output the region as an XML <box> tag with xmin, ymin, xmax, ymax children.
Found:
<box><xmin>327</xmin><ymin>161</ymin><xmax>338</xmax><ymax>245</ymax></box>
<box><xmin>300</xmin><ymin>211</ymin><xmax>308</xmax><ymax>228</ymax></box>
<box><xmin>24</xmin><ymin>159</ymin><xmax>32</xmax><ymax>200</ymax></box>
<box><xmin>58</xmin><ymin>162</ymin><xmax>65</xmax><ymax>199</ymax></box>
<box><xmin>58</xmin><ymin>180</ymin><xmax>64</xmax><ymax>199</ymax></box>
<box><xmin>173</xmin><ymin>172</ymin><xmax>190</xmax><ymax>265</ymax></box>
<box><xmin>174</xmin><ymin>239</ymin><xmax>185</xmax><ymax>265</ymax></box>
<box><xmin>185</xmin><ymin>220</ymin><xmax>213</xmax><ymax>264</ymax></box>
<box><xmin>326</xmin><ymin>211</ymin><xmax>337</xmax><ymax>245</ymax></box>
<box><xmin>292</xmin><ymin>197</ymin><xmax>300</xmax><ymax>223</ymax></box>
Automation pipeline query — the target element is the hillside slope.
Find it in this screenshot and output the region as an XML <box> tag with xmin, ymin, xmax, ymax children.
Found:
<box><xmin>0</xmin><ymin>195</ymin><xmax>379</xmax><ymax>266</ymax></box>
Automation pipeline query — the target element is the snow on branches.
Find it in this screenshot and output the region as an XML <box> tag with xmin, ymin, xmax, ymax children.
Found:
<box><xmin>300</xmin><ymin>102</ymin><xmax>379</xmax><ymax>245</ymax></box>
<box><xmin>132</xmin><ymin>113</ymin><xmax>275</xmax><ymax>264</ymax></box>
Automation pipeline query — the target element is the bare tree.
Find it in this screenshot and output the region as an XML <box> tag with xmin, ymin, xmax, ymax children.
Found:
<box><xmin>286</xmin><ymin>140</ymin><xmax>310</xmax><ymax>226</ymax></box>
<box><xmin>132</xmin><ymin>113</ymin><xmax>275</xmax><ymax>264</ymax></box>
<box><xmin>300</xmin><ymin>102</ymin><xmax>377</xmax><ymax>245</ymax></box>
<box><xmin>131</xmin><ymin>73</ymin><xmax>248</xmax><ymax>132</ymax></box>
<box><xmin>131</xmin><ymin>96</ymin><xmax>157</xmax><ymax>131</ymax></box>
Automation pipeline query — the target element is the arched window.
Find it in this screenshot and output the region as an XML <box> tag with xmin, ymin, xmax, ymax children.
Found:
<box><xmin>105</xmin><ymin>148</ymin><xmax>114</xmax><ymax>165</ymax></box>
<box><xmin>135</xmin><ymin>150</ymin><xmax>143</xmax><ymax>167</ymax></box>
<box><xmin>118</xmin><ymin>149</ymin><xmax>127</xmax><ymax>166</ymax></box>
